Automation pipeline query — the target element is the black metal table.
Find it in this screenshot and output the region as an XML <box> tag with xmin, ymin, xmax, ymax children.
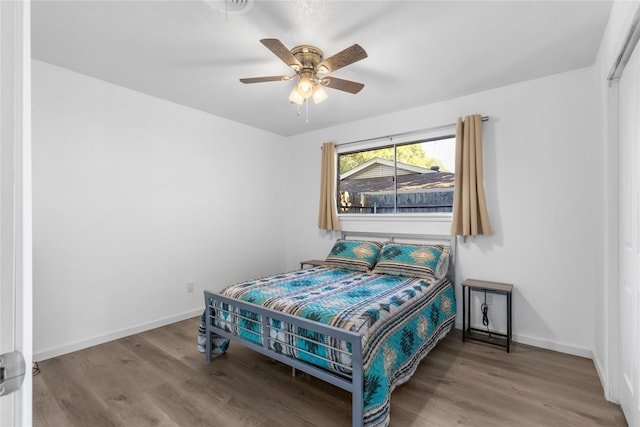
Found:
<box><xmin>462</xmin><ymin>278</ymin><xmax>513</xmax><ymax>352</ymax></box>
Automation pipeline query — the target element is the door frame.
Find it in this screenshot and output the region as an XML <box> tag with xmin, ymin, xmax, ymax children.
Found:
<box><xmin>604</xmin><ymin>77</ymin><xmax>621</xmax><ymax>404</ymax></box>
<box><xmin>615</xmin><ymin>55</ymin><xmax>640</xmax><ymax>426</ymax></box>
<box><xmin>0</xmin><ymin>1</ymin><xmax>33</xmax><ymax>426</ymax></box>
<box><xmin>606</xmin><ymin>5</ymin><xmax>640</xmax><ymax>424</ymax></box>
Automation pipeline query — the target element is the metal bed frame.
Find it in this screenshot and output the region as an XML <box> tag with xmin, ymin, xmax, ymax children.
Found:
<box><xmin>203</xmin><ymin>232</ymin><xmax>456</xmax><ymax>427</ymax></box>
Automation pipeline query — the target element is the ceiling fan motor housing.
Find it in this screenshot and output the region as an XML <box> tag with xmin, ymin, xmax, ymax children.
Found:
<box><xmin>291</xmin><ymin>45</ymin><xmax>324</xmax><ymax>72</ymax></box>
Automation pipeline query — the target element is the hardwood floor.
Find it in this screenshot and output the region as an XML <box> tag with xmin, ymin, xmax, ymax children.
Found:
<box><xmin>33</xmin><ymin>317</ymin><xmax>627</xmax><ymax>426</ymax></box>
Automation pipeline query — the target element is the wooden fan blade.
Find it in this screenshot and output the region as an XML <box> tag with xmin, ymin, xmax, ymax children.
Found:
<box><xmin>240</xmin><ymin>76</ymin><xmax>289</xmax><ymax>84</ymax></box>
<box><xmin>260</xmin><ymin>39</ymin><xmax>302</xmax><ymax>69</ymax></box>
<box><xmin>318</xmin><ymin>44</ymin><xmax>367</xmax><ymax>73</ymax></box>
<box><xmin>323</xmin><ymin>77</ymin><xmax>365</xmax><ymax>94</ymax></box>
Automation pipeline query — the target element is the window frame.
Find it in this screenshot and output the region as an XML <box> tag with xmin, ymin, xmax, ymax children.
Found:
<box><xmin>335</xmin><ymin>130</ymin><xmax>456</xmax><ymax>221</ymax></box>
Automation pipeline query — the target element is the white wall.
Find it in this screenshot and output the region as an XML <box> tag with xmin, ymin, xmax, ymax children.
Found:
<box><xmin>592</xmin><ymin>0</ymin><xmax>640</xmax><ymax>403</ymax></box>
<box><xmin>284</xmin><ymin>66</ymin><xmax>601</xmax><ymax>357</ymax></box>
<box><xmin>32</xmin><ymin>60</ymin><xmax>286</xmax><ymax>360</ymax></box>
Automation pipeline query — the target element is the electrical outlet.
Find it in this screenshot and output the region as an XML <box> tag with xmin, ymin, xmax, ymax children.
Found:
<box><xmin>186</xmin><ymin>282</ymin><xmax>194</xmax><ymax>293</ymax></box>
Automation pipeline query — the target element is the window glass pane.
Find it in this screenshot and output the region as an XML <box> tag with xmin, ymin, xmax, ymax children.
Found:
<box><xmin>338</xmin><ymin>147</ymin><xmax>394</xmax><ymax>214</ymax></box>
<box><xmin>337</xmin><ymin>136</ymin><xmax>456</xmax><ymax>215</ymax></box>
<box><xmin>396</xmin><ymin>138</ymin><xmax>455</xmax><ymax>213</ymax></box>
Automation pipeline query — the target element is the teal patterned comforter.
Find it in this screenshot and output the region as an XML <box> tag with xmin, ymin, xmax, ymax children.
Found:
<box><xmin>200</xmin><ymin>266</ymin><xmax>455</xmax><ymax>426</ymax></box>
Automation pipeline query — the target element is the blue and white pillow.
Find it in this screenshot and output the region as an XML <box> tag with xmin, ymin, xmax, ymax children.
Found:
<box><xmin>323</xmin><ymin>240</ymin><xmax>383</xmax><ymax>272</ymax></box>
<box><xmin>372</xmin><ymin>243</ymin><xmax>444</xmax><ymax>279</ymax></box>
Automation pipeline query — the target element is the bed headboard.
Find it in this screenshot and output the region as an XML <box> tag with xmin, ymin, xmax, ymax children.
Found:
<box><xmin>339</xmin><ymin>231</ymin><xmax>457</xmax><ymax>285</ymax></box>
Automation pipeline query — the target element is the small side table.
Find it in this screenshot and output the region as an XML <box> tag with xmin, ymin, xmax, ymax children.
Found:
<box><xmin>300</xmin><ymin>259</ymin><xmax>325</xmax><ymax>269</ymax></box>
<box><xmin>462</xmin><ymin>278</ymin><xmax>513</xmax><ymax>352</ymax></box>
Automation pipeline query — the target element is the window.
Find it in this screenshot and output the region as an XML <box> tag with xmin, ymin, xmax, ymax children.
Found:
<box><xmin>337</xmin><ymin>135</ymin><xmax>456</xmax><ymax>215</ymax></box>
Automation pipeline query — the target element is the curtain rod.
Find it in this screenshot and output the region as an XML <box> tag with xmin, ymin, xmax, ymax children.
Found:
<box><xmin>336</xmin><ymin>115</ymin><xmax>489</xmax><ymax>148</ymax></box>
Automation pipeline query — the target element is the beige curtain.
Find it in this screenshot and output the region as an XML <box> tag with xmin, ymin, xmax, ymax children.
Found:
<box><xmin>451</xmin><ymin>114</ymin><xmax>492</xmax><ymax>236</ymax></box>
<box><xmin>318</xmin><ymin>142</ymin><xmax>341</xmax><ymax>230</ymax></box>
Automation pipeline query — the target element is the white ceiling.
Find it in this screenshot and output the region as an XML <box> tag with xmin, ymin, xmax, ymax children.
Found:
<box><xmin>31</xmin><ymin>1</ymin><xmax>612</xmax><ymax>137</ymax></box>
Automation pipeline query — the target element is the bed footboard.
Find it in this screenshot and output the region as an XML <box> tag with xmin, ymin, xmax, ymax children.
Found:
<box><xmin>204</xmin><ymin>290</ymin><xmax>364</xmax><ymax>427</ymax></box>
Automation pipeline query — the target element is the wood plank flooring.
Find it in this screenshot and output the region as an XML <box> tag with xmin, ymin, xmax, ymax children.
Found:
<box><xmin>33</xmin><ymin>317</ymin><xmax>627</xmax><ymax>426</ymax></box>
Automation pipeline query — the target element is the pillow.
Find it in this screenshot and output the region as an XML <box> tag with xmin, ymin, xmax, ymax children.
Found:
<box><xmin>323</xmin><ymin>240</ymin><xmax>383</xmax><ymax>272</ymax></box>
<box><xmin>372</xmin><ymin>243</ymin><xmax>444</xmax><ymax>279</ymax></box>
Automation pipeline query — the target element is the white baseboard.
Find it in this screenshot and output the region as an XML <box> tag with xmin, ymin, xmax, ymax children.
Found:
<box><xmin>512</xmin><ymin>333</ymin><xmax>593</xmax><ymax>359</ymax></box>
<box><xmin>453</xmin><ymin>323</ymin><xmax>593</xmax><ymax>359</ymax></box>
<box><xmin>593</xmin><ymin>352</ymin><xmax>611</xmax><ymax>401</ymax></box>
<box><xmin>34</xmin><ymin>308</ymin><xmax>203</xmax><ymax>362</ymax></box>
<box><xmin>593</xmin><ymin>351</ymin><xmax>621</xmax><ymax>404</ymax></box>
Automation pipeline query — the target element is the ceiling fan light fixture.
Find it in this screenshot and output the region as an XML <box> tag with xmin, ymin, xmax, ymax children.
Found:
<box><xmin>312</xmin><ymin>85</ymin><xmax>328</xmax><ymax>104</ymax></box>
<box><xmin>289</xmin><ymin>86</ymin><xmax>305</xmax><ymax>105</ymax></box>
<box><xmin>297</xmin><ymin>75</ymin><xmax>314</xmax><ymax>98</ymax></box>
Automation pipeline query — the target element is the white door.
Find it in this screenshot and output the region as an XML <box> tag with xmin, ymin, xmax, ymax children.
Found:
<box><xmin>619</xmin><ymin>34</ymin><xmax>640</xmax><ymax>427</ymax></box>
<box><xmin>0</xmin><ymin>1</ymin><xmax>32</xmax><ymax>426</ymax></box>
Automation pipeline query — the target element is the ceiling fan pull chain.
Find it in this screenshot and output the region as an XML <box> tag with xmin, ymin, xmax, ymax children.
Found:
<box><xmin>306</xmin><ymin>98</ymin><xmax>309</xmax><ymax>123</ymax></box>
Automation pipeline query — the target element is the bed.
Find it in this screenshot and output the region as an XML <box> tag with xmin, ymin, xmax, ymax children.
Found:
<box><xmin>199</xmin><ymin>233</ymin><xmax>456</xmax><ymax>427</ymax></box>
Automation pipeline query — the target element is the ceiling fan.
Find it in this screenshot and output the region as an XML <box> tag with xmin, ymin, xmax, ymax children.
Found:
<box><xmin>240</xmin><ymin>39</ymin><xmax>367</xmax><ymax>105</ymax></box>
